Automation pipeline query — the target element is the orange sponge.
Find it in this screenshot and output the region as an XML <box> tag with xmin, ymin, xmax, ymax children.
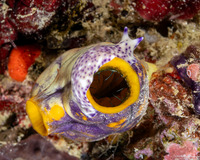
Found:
<box><xmin>8</xmin><ymin>45</ymin><xmax>41</xmax><ymax>82</ymax></box>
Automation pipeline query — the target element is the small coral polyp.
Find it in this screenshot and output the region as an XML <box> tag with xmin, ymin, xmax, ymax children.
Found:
<box><xmin>26</xmin><ymin>27</ymin><xmax>149</xmax><ymax>142</ymax></box>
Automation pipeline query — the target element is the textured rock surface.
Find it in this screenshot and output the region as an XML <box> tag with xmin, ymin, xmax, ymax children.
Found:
<box><xmin>0</xmin><ymin>134</ymin><xmax>78</xmax><ymax>160</ymax></box>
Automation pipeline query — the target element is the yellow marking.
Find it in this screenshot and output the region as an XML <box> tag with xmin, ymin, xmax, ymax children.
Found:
<box><xmin>82</xmin><ymin>116</ymin><xmax>87</xmax><ymax>121</ymax></box>
<box><xmin>26</xmin><ymin>98</ymin><xmax>65</xmax><ymax>136</ymax></box>
<box><xmin>80</xmin><ymin>113</ymin><xmax>87</xmax><ymax>121</ymax></box>
<box><xmin>81</xmin><ymin>132</ymin><xmax>95</xmax><ymax>137</ymax></box>
<box><xmin>49</xmin><ymin>105</ymin><xmax>65</xmax><ymax>121</ymax></box>
<box><xmin>87</xmin><ymin>57</ymin><xmax>140</xmax><ymax>114</ymax></box>
<box><xmin>136</xmin><ymin>105</ymin><xmax>144</xmax><ymax>117</ymax></box>
<box><xmin>107</xmin><ymin>118</ymin><xmax>126</xmax><ymax>128</ymax></box>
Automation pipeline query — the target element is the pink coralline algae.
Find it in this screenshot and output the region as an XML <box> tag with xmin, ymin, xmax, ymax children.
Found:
<box><xmin>164</xmin><ymin>141</ymin><xmax>199</xmax><ymax>160</ymax></box>
<box><xmin>135</xmin><ymin>0</ymin><xmax>200</xmax><ymax>21</ymax></box>
<box><xmin>187</xmin><ymin>64</ymin><xmax>200</xmax><ymax>82</ymax></box>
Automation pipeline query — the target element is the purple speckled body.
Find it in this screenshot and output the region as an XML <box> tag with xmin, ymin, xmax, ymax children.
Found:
<box><xmin>28</xmin><ymin>27</ymin><xmax>149</xmax><ymax>141</ymax></box>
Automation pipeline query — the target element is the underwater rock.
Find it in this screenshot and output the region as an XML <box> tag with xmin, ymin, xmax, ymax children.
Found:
<box><xmin>8</xmin><ymin>0</ymin><xmax>61</xmax><ymax>34</ymax></box>
<box><xmin>0</xmin><ymin>77</ymin><xmax>33</xmax><ymax>125</ymax></box>
<box><xmin>135</xmin><ymin>0</ymin><xmax>171</xmax><ymax>22</ymax></box>
<box><xmin>171</xmin><ymin>45</ymin><xmax>200</xmax><ymax>114</ymax></box>
<box><xmin>0</xmin><ymin>18</ymin><xmax>17</xmax><ymax>46</ymax></box>
<box><xmin>170</xmin><ymin>0</ymin><xmax>200</xmax><ymax>20</ymax></box>
<box><xmin>135</xmin><ymin>0</ymin><xmax>200</xmax><ymax>21</ymax></box>
<box><xmin>0</xmin><ymin>44</ymin><xmax>12</xmax><ymax>74</ymax></box>
<box><xmin>26</xmin><ymin>27</ymin><xmax>149</xmax><ymax>142</ymax></box>
<box><xmin>150</xmin><ymin>66</ymin><xmax>193</xmax><ymax>121</ymax></box>
<box><xmin>0</xmin><ymin>2</ymin><xmax>17</xmax><ymax>46</ymax></box>
<box><xmin>0</xmin><ymin>134</ymin><xmax>78</xmax><ymax>160</ymax></box>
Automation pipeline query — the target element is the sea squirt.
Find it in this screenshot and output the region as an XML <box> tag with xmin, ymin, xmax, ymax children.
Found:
<box><xmin>26</xmin><ymin>27</ymin><xmax>149</xmax><ymax>142</ymax></box>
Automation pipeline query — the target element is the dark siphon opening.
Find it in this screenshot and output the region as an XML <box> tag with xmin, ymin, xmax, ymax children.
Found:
<box><xmin>89</xmin><ymin>69</ymin><xmax>130</xmax><ymax>107</ymax></box>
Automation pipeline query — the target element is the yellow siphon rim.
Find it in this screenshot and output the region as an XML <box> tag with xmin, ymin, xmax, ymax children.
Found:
<box><xmin>86</xmin><ymin>57</ymin><xmax>140</xmax><ymax>114</ymax></box>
